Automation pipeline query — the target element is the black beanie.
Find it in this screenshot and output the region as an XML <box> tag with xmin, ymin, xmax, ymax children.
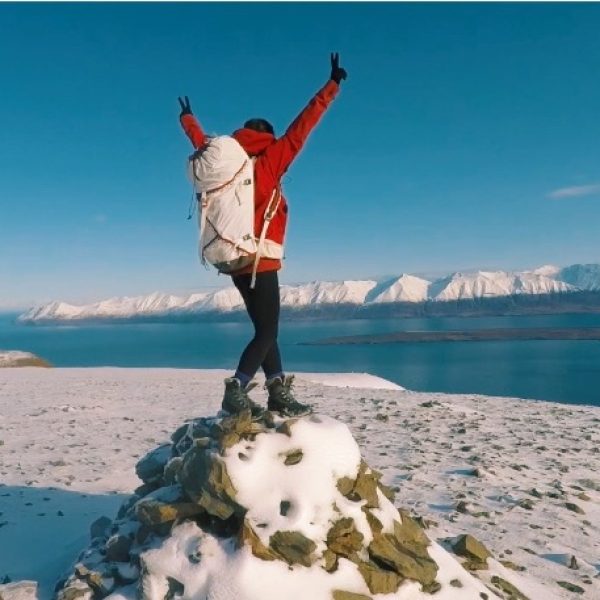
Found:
<box><xmin>243</xmin><ymin>118</ymin><xmax>275</xmax><ymax>136</ymax></box>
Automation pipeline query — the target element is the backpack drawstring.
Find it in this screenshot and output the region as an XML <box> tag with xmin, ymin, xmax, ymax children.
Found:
<box><xmin>187</xmin><ymin>188</ymin><xmax>198</xmax><ymax>220</ymax></box>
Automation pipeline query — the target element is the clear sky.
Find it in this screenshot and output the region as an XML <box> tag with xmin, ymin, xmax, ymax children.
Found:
<box><xmin>1</xmin><ymin>3</ymin><xmax>599</xmax><ymax>309</ymax></box>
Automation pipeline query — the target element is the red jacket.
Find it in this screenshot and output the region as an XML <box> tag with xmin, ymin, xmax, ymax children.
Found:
<box><xmin>180</xmin><ymin>79</ymin><xmax>339</xmax><ymax>274</ymax></box>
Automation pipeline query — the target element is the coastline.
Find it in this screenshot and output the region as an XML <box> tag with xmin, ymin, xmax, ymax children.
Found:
<box><xmin>305</xmin><ymin>327</ymin><xmax>600</xmax><ymax>345</ymax></box>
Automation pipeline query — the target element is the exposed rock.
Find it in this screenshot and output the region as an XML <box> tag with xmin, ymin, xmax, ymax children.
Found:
<box><xmin>239</xmin><ymin>520</ymin><xmax>277</xmax><ymax>561</ymax></box>
<box><xmin>135</xmin><ymin>444</ymin><xmax>172</xmax><ymax>485</ymax></box>
<box><xmin>339</xmin><ymin>460</ymin><xmax>380</xmax><ymax>508</ymax></box>
<box><xmin>336</xmin><ymin>476</ymin><xmax>355</xmax><ymax>497</ymax></box>
<box><xmin>162</xmin><ymin>457</ymin><xmax>183</xmax><ymax>485</ymax></box>
<box><xmin>90</xmin><ymin>516</ymin><xmax>112</xmax><ymax>540</ymax></box>
<box><xmin>394</xmin><ymin>511</ymin><xmax>430</xmax><ymax>548</ymax></box>
<box><xmin>276</xmin><ymin>418</ymin><xmax>298</xmax><ymax>437</ymax></box>
<box><xmin>332</xmin><ymin>592</ymin><xmax>372</xmax><ymax>600</ymax></box>
<box><xmin>135</xmin><ymin>498</ymin><xmax>204</xmax><ymax>527</ymax></box>
<box><xmin>491</xmin><ymin>576</ymin><xmax>530</xmax><ymax>599</ymax></box>
<box><xmin>565</xmin><ymin>502</ymin><xmax>585</xmax><ymax>514</ymax></box>
<box><xmin>357</xmin><ymin>561</ymin><xmax>403</xmax><ymax>594</ymax></box>
<box><xmin>322</xmin><ymin>549</ymin><xmax>339</xmax><ymax>572</ymax></box>
<box><xmin>451</xmin><ymin>534</ymin><xmax>491</xmax><ymax>567</ymax></box>
<box><xmin>179</xmin><ymin>446</ymin><xmax>241</xmax><ymax>519</ymax></box>
<box><xmin>326</xmin><ymin>518</ymin><xmax>364</xmax><ymax>558</ymax></box>
<box><xmin>0</xmin><ymin>581</ymin><xmax>38</xmax><ymax>600</ymax></box>
<box><xmin>363</xmin><ymin>508</ymin><xmax>383</xmax><ymax>536</ymax></box>
<box><xmin>518</xmin><ymin>499</ymin><xmax>534</xmax><ymax>510</ymax></box>
<box><xmin>500</xmin><ymin>560</ymin><xmax>526</xmax><ymax>572</ymax></box>
<box><xmin>368</xmin><ymin>527</ymin><xmax>437</xmax><ymax>586</ymax></box>
<box><xmin>281</xmin><ymin>448</ymin><xmax>303</xmax><ymax>466</ymax></box>
<box><xmin>105</xmin><ymin>534</ymin><xmax>132</xmax><ymax>563</ymax></box>
<box><xmin>557</xmin><ymin>580</ymin><xmax>585</xmax><ymax>594</ymax></box>
<box><xmin>269</xmin><ymin>531</ymin><xmax>317</xmax><ymax>567</ymax></box>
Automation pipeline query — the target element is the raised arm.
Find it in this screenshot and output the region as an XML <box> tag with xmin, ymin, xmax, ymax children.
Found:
<box><xmin>262</xmin><ymin>53</ymin><xmax>347</xmax><ymax>180</ymax></box>
<box><xmin>178</xmin><ymin>96</ymin><xmax>206</xmax><ymax>149</ymax></box>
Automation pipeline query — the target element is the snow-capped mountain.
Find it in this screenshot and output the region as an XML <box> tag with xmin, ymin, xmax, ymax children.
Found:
<box><xmin>280</xmin><ymin>279</ymin><xmax>378</xmax><ymax>306</ymax></box>
<box><xmin>367</xmin><ymin>274</ymin><xmax>430</xmax><ymax>303</ymax></box>
<box><xmin>18</xmin><ymin>263</ymin><xmax>600</xmax><ymax>322</ymax></box>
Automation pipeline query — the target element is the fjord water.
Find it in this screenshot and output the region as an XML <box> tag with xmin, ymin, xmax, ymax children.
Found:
<box><xmin>1</xmin><ymin>312</ymin><xmax>599</xmax><ymax>406</ymax></box>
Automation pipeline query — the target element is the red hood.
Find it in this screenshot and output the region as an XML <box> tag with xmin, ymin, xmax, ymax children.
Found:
<box><xmin>232</xmin><ymin>128</ymin><xmax>275</xmax><ymax>157</ymax></box>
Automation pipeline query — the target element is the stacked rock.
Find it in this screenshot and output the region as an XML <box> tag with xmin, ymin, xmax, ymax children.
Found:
<box><xmin>55</xmin><ymin>410</ymin><xmax>492</xmax><ymax>600</ymax></box>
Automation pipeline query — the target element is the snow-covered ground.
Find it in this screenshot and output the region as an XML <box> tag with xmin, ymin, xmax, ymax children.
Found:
<box><xmin>0</xmin><ymin>368</ymin><xmax>598</xmax><ymax>599</ymax></box>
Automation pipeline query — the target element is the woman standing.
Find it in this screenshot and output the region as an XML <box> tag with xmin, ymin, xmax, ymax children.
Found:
<box><xmin>179</xmin><ymin>53</ymin><xmax>347</xmax><ymax>417</ymax></box>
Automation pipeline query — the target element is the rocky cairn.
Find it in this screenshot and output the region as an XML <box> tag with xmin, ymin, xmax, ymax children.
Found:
<box><xmin>56</xmin><ymin>410</ymin><xmax>491</xmax><ymax>600</ymax></box>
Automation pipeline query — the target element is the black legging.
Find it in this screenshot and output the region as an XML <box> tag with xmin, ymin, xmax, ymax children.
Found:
<box><xmin>232</xmin><ymin>270</ymin><xmax>283</xmax><ymax>379</ymax></box>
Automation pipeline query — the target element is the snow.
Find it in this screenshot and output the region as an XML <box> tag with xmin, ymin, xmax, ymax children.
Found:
<box><xmin>369</xmin><ymin>275</ymin><xmax>430</xmax><ymax>304</ymax></box>
<box><xmin>280</xmin><ymin>279</ymin><xmax>378</xmax><ymax>306</ymax></box>
<box><xmin>19</xmin><ymin>262</ymin><xmax>600</xmax><ymax>322</ymax></box>
<box><xmin>224</xmin><ymin>415</ymin><xmax>365</xmax><ymax>550</ymax></box>
<box><xmin>0</xmin><ymin>367</ymin><xmax>598</xmax><ymax>599</ymax></box>
<box><xmin>298</xmin><ymin>372</ymin><xmax>404</xmax><ymax>390</ymax></box>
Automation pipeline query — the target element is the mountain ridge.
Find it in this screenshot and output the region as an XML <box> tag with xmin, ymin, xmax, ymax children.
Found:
<box><xmin>18</xmin><ymin>263</ymin><xmax>600</xmax><ymax>323</ymax></box>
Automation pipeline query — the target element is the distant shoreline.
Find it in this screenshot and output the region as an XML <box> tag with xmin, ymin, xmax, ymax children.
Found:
<box><xmin>304</xmin><ymin>327</ymin><xmax>600</xmax><ymax>345</ymax></box>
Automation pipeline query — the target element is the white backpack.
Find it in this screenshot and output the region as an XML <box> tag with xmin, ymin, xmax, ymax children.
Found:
<box><xmin>188</xmin><ymin>136</ymin><xmax>282</xmax><ymax>288</ymax></box>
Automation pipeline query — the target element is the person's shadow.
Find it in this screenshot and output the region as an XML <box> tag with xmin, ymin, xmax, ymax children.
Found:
<box><xmin>0</xmin><ymin>484</ymin><xmax>127</xmax><ymax>599</ymax></box>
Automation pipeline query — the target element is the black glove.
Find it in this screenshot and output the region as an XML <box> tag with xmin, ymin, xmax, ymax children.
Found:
<box><xmin>330</xmin><ymin>52</ymin><xmax>347</xmax><ymax>85</ymax></box>
<box><xmin>178</xmin><ymin>96</ymin><xmax>192</xmax><ymax>117</ymax></box>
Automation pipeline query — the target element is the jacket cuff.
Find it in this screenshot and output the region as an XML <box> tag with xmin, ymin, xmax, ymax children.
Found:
<box><xmin>180</xmin><ymin>113</ymin><xmax>195</xmax><ymax>125</ymax></box>
<box><xmin>320</xmin><ymin>79</ymin><xmax>340</xmax><ymax>103</ymax></box>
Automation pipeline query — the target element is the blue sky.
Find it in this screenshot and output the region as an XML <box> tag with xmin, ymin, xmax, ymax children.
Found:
<box><xmin>1</xmin><ymin>3</ymin><xmax>599</xmax><ymax>308</ymax></box>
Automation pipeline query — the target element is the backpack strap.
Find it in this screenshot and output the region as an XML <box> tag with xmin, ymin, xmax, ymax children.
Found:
<box><xmin>250</xmin><ymin>186</ymin><xmax>282</xmax><ymax>289</ymax></box>
<box><xmin>198</xmin><ymin>191</ymin><xmax>209</xmax><ymax>266</ymax></box>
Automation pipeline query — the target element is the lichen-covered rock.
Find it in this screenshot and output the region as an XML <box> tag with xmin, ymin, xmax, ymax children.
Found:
<box><xmin>332</xmin><ymin>591</ymin><xmax>372</xmax><ymax>600</ymax></box>
<box><xmin>326</xmin><ymin>518</ymin><xmax>364</xmax><ymax>558</ymax></box>
<box><xmin>451</xmin><ymin>534</ymin><xmax>491</xmax><ymax>566</ymax></box>
<box><xmin>179</xmin><ymin>445</ymin><xmax>241</xmax><ymax>519</ymax></box>
<box><xmin>351</xmin><ymin>461</ymin><xmax>381</xmax><ymax>508</ymax></box>
<box><xmin>368</xmin><ymin>530</ymin><xmax>437</xmax><ymax>587</ymax></box>
<box><xmin>358</xmin><ymin>560</ymin><xmax>403</xmax><ymax>594</ymax></box>
<box><xmin>135</xmin><ymin>497</ymin><xmax>204</xmax><ymax>526</ymax></box>
<box><xmin>239</xmin><ymin>520</ymin><xmax>277</xmax><ymax>561</ymax></box>
<box><xmin>322</xmin><ymin>548</ymin><xmax>339</xmax><ymax>572</ymax></box>
<box><xmin>269</xmin><ymin>530</ymin><xmax>317</xmax><ymax>567</ymax></box>
<box><xmin>281</xmin><ymin>448</ymin><xmax>303</xmax><ymax>465</ymax></box>
<box><xmin>491</xmin><ymin>575</ymin><xmax>530</xmax><ymax>599</ymax></box>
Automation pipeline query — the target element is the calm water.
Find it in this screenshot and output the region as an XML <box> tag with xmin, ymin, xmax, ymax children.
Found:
<box><xmin>1</xmin><ymin>312</ymin><xmax>600</xmax><ymax>406</ymax></box>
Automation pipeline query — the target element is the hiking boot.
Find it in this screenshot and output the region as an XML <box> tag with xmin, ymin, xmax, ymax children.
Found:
<box><xmin>222</xmin><ymin>378</ymin><xmax>264</xmax><ymax>418</ymax></box>
<box><xmin>266</xmin><ymin>375</ymin><xmax>312</xmax><ymax>417</ymax></box>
